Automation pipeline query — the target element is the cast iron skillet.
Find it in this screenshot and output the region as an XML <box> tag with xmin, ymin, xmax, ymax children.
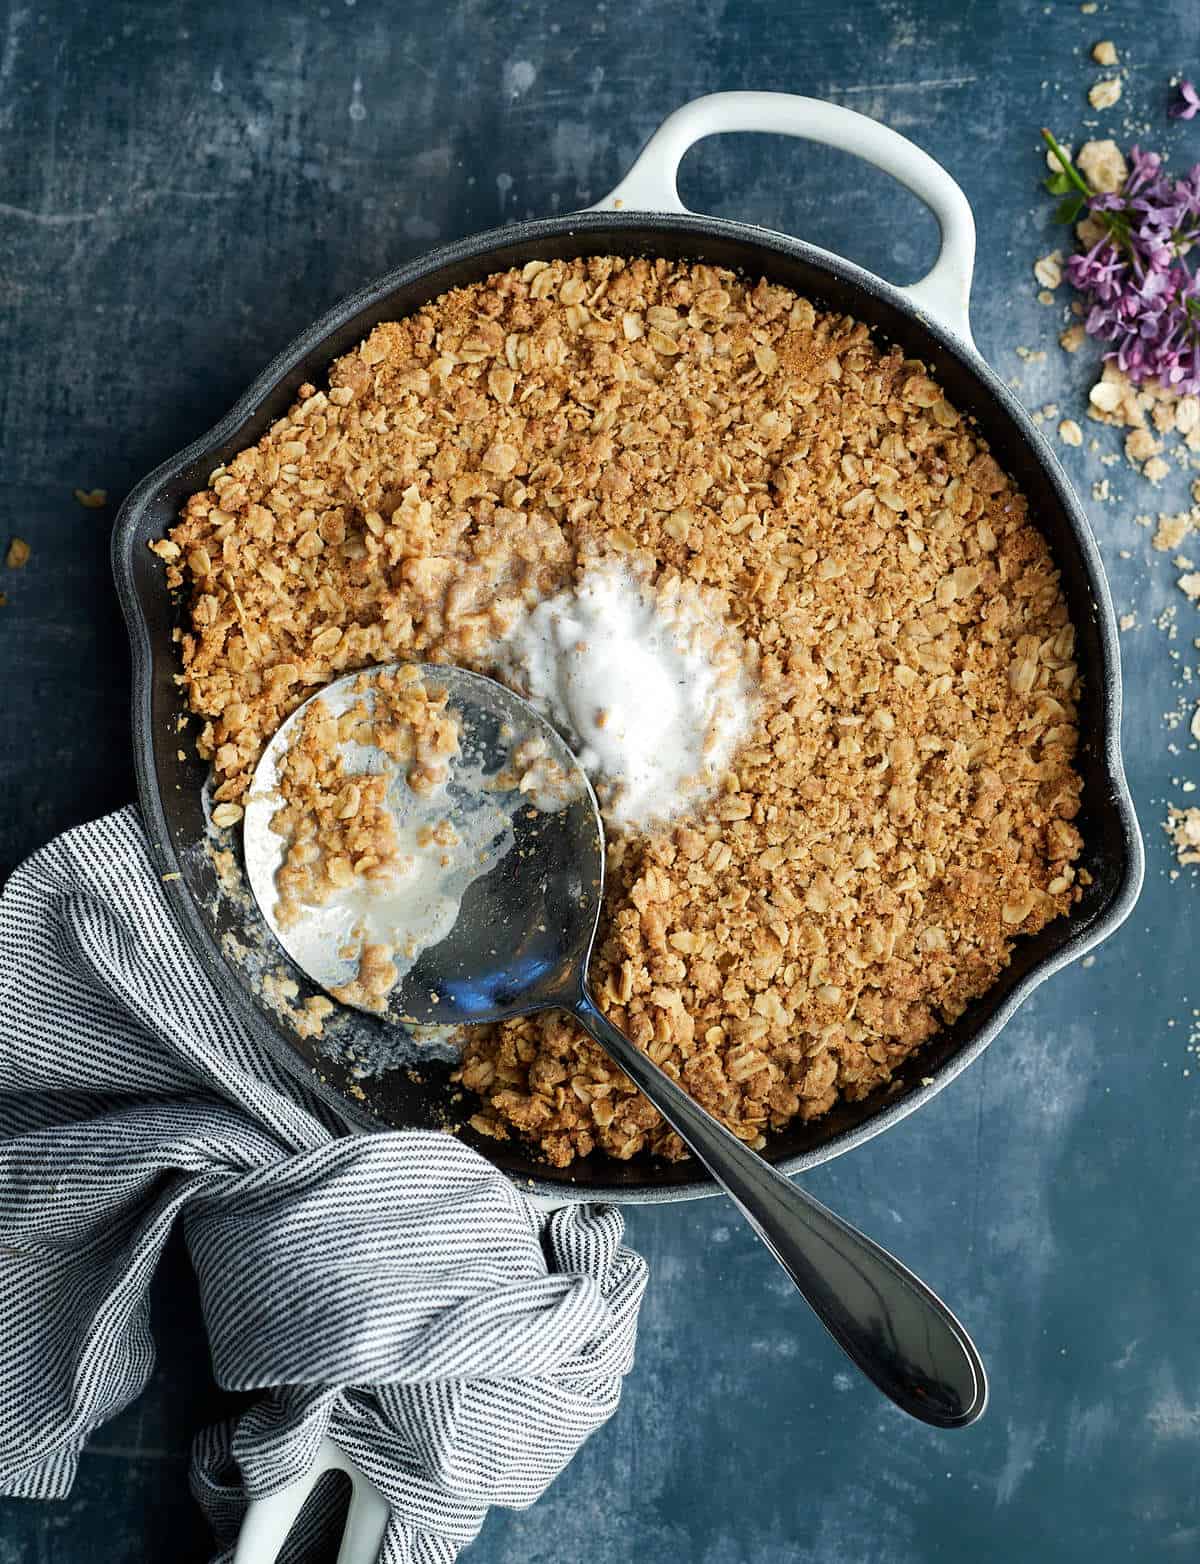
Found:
<box><xmin>111</xmin><ymin>94</ymin><xmax>1143</xmax><ymax>1204</ymax></box>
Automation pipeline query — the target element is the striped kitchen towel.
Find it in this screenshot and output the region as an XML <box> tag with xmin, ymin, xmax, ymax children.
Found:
<box><xmin>0</xmin><ymin>806</ymin><xmax>648</xmax><ymax>1562</ymax></box>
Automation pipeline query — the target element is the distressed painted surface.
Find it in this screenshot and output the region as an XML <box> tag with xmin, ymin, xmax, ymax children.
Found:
<box><xmin>2</xmin><ymin>0</ymin><xmax>1199</xmax><ymax>1557</ymax></box>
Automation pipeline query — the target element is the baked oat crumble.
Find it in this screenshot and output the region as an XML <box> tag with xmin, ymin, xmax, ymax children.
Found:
<box><xmin>160</xmin><ymin>254</ymin><xmax>1085</xmax><ymax>1166</ymax></box>
<box><xmin>1166</xmin><ymin>807</ymin><xmax>1200</xmax><ymax>866</ymax></box>
<box><xmin>265</xmin><ymin>665</ymin><xmax>459</xmax><ymax>1010</ymax></box>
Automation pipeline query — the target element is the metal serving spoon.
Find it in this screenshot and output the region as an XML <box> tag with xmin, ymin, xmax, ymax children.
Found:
<box><xmin>243</xmin><ymin>663</ymin><xmax>987</xmax><ymax>1429</ymax></box>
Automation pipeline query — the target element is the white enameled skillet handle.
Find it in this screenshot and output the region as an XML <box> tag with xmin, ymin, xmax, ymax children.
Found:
<box><xmin>592</xmin><ymin>91</ymin><xmax>978</xmax><ymax>353</ymax></box>
<box><xmin>234</xmin><ymin>1438</ymin><xmax>390</xmax><ymax>1564</ymax></box>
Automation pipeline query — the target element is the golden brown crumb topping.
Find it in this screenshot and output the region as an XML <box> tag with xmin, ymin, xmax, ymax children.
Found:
<box><xmin>160</xmin><ymin>254</ymin><xmax>1084</xmax><ymax>1166</ymax></box>
<box><xmin>265</xmin><ymin>665</ymin><xmax>459</xmax><ymax>1010</ymax></box>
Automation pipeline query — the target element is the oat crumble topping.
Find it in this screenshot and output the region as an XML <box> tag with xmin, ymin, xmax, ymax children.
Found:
<box><xmin>160</xmin><ymin>255</ymin><xmax>1085</xmax><ymax>1166</ymax></box>
<box><xmin>266</xmin><ymin>666</ymin><xmax>460</xmax><ymax>1010</ymax></box>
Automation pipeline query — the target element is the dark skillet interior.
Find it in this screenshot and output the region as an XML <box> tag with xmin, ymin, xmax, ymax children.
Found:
<box><xmin>113</xmin><ymin>212</ymin><xmax>1142</xmax><ymax>1202</ymax></box>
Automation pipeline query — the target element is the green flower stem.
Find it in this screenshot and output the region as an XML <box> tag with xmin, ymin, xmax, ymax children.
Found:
<box><xmin>1041</xmin><ymin>128</ymin><xmax>1091</xmax><ymax>197</ymax></box>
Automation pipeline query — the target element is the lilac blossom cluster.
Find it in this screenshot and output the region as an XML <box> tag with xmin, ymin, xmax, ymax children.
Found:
<box><xmin>1058</xmin><ymin>141</ymin><xmax>1200</xmax><ymax>394</ymax></box>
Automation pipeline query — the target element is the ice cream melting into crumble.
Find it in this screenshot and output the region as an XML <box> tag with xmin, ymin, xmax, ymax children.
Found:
<box><xmin>495</xmin><ymin>562</ymin><xmax>756</xmax><ymax>828</ymax></box>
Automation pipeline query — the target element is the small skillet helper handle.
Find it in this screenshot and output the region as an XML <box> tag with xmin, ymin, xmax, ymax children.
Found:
<box><xmin>234</xmin><ymin>1438</ymin><xmax>390</xmax><ymax>1564</ymax></box>
<box><xmin>591</xmin><ymin>90</ymin><xmax>978</xmax><ymax>352</ymax></box>
<box><xmin>571</xmin><ymin>989</ymin><xmax>987</xmax><ymax>1429</ymax></box>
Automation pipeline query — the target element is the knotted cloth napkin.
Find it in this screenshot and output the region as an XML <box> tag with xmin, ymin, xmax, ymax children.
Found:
<box><xmin>0</xmin><ymin>807</ymin><xmax>648</xmax><ymax>1561</ymax></box>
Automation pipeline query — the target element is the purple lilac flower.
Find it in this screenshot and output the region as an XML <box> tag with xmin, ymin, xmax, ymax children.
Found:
<box><xmin>1125</xmin><ymin>146</ymin><xmax>1165</xmax><ymax>195</ymax></box>
<box><xmin>1056</xmin><ymin>129</ymin><xmax>1200</xmax><ymax>396</ymax></box>
<box><xmin>1171</xmin><ymin>79</ymin><xmax>1200</xmax><ymax>121</ymax></box>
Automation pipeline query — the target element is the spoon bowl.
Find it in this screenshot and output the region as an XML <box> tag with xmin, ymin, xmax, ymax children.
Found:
<box><xmin>244</xmin><ymin>664</ymin><xmax>603</xmax><ymax>1026</ymax></box>
<box><xmin>244</xmin><ymin>662</ymin><xmax>987</xmax><ymax>1429</ymax></box>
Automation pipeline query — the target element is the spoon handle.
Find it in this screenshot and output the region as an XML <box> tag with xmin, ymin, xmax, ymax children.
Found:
<box><xmin>571</xmin><ymin>990</ymin><xmax>986</xmax><ymax>1428</ymax></box>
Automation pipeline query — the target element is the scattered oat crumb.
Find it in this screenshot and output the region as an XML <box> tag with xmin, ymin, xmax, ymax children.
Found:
<box><xmin>1145</xmin><ymin>456</ymin><xmax>1172</xmax><ymax>485</ymax></box>
<box><xmin>1016</xmin><ymin>346</ymin><xmax>1048</xmax><ymax>363</ymax></box>
<box><xmin>1060</xmin><ymin>323</ymin><xmax>1087</xmax><ymax>353</ymax></box>
<box><xmin>1080</xmin><ymin>2</ymin><xmax>1097</xmax><ymax>11</ymax></box>
<box><xmin>1037</xmin><ymin>290</ymin><xmax>1057</xmax><ymax>307</ymax></box>
<box><xmin>1042</xmin><ymin>403</ymin><xmax>1060</xmax><ymax>420</ymax></box>
<box><xmin>1089</xmin><ymin>78</ymin><xmax>1122</xmax><ymax>111</ymax></box>
<box><xmin>1166</xmin><ymin>806</ymin><xmax>1200</xmax><ymax>866</ymax></box>
<box><xmin>1081</xmin><ymin>953</ymin><xmax>1097</xmax><ymax>968</ymax></box>
<box><xmin>1093</xmin><ymin>478</ymin><xmax>1111</xmax><ymax>502</ymax></box>
<box><xmin>1119</xmin><ymin>612</ymin><xmax>1137</xmax><ymax>632</ymax></box>
<box><xmin>1127</xmin><ymin>428</ymin><xmax>1162</xmax><ymax>465</ymax></box>
<box><xmin>5</xmin><ymin>538</ymin><xmax>30</xmax><ymax>569</ymax></box>
<box><xmin>73</xmin><ymin>488</ymin><xmax>108</xmax><ymax>509</ymax></box>
<box><xmin>1154</xmin><ymin>513</ymin><xmax>1193</xmax><ymax>551</ymax></box>
<box><xmin>1091</xmin><ymin>40</ymin><xmax>1118</xmax><ymax>66</ymax></box>
<box><xmin>1077</xmin><ymin>138</ymin><xmax>1128</xmax><ymax>193</ymax></box>
<box><xmin>1059</xmin><ymin>418</ymin><xmax>1084</xmax><ymax>447</ymax></box>
<box><xmin>1179</xmin><ymin>572</ymin><xmax>1200</xmax><ymax>602</ymax></box>
<box><xmin>1034</xmin><ymin>251</ymin><xmax>1063</xmax><ymax>290</ymax></box>
<box><xmin>1089</xmin><ymin>379</ymin><xmax>1124</xmax><ymax>415</ymax></box>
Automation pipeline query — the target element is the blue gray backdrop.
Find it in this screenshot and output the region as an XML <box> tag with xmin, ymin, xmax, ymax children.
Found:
<box><xmin>1</xmin><ymin>0</ymin><xmax>1196</xmax><ymax>1558</ymax></box>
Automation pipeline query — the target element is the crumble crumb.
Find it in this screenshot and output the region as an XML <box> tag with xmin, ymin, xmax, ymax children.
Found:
<box><xmin>1154</xmin><ymin>513</ymin><xmax>1193</xmax><ymax>552</ymax></box>
<box><xmin>1091</xmin><ymin>40</ymin><xmax>1118</xmax><ymax>66</ymax></box>
<box><xmin>1126</xmin><ymin>429</ymin><xmax>1162</xmax><ymax>465</ymax></box>
<box><xmin>73</xmin><ymin>488</ymin><xmax>108</xmax><ymax>509</ymax></box>
<box><xmin>1059</xmin><ymin>418</ymin><xmax>1084</xmax><ymax>447</ymax></box>
<box><xmin>1089</xmin><ymin>379</ymin><xmax>1125</xmax><ymax>416</ymax></box>
<box><xmin>1166</xmin><ymin>806</ymin><xmax>1200</xmax><ymax>866</ymax></box>
<box><xmin>1077</xmin><ymin>139</ymin><xmax>1128</xmax><ymax>194</ymax></box>
<box><xmin>1088</xmin><ymin>79</ymin><xmax>1122</xmax><ymax>111</ymax></box>
<box><xmin>1060</xmin><ymin>324</ymin><xmax>1087</xmax><ymax>353</ymax></box>
<box><xmin>5</xmin><ymin>538</ymin><xmax>30</xmax><ymax>569</ymax></box>
<box><xmin>1034</xmin><ymin>251</ymin><xmax>1064</xmax><ymax>290</ymax></box>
